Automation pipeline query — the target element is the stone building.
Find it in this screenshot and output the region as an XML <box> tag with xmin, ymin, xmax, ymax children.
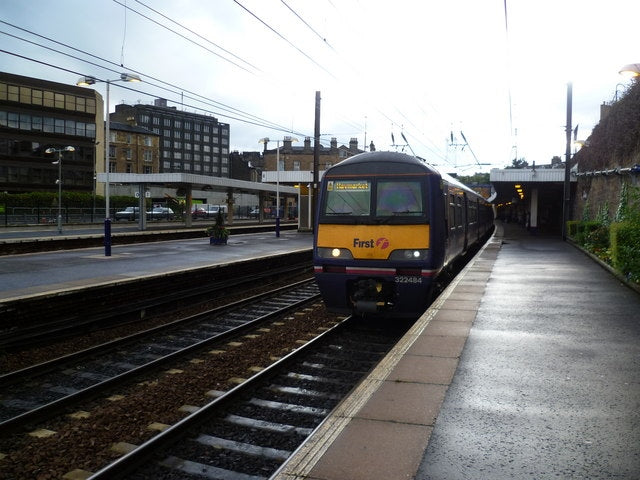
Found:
<box><xmin>109</xmin><ymin>121</ymin><xmax>160</xmax><ymax>175</ymax></box>
<box><xmin>261</xmin><ymin>136</ymin><xmax>362</xmax><ymax>174</ymax></box>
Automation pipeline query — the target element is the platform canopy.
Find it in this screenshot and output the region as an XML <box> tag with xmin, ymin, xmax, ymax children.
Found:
<box><xmin>97</xmin><ymin>172</ymin><xmax>299</xmax><ymax>195</ymax></box>
<box><xmin>488</xmin><ymin>168</ymin><xmax>574</xmax><ymax>204</ymax></box>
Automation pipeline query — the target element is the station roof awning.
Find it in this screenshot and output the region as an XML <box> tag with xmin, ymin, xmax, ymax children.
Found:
<box><xmin>489</xmin><ymin>168</ymin><xmax>575</xmax><ymax>204</ymax></box>
<box><xmin>97</xmin><ymin>172</ymin><xmax>300</xmax><ymax>195</ymax></box>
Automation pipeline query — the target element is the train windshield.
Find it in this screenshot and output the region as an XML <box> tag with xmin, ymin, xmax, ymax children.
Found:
<box><xmin>322</xmin><ymin>178</ymin><xmax>427</xmax><ymax>221</ymax></box>
<box><xmin>376</xmin><ymin>180</ymin><xmax>423</xmax><ymax>216</ymax></box>
<box><xmin>324</xmin><ymin>180</ymin><xmax>371</xmax><ymax>216</ymax></box>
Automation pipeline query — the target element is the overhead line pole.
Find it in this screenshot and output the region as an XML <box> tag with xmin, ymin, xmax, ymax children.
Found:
<box><xmin>313</xmin><ymin>91</ymin><xmax>320</xmax><ymax>233</ymax></box>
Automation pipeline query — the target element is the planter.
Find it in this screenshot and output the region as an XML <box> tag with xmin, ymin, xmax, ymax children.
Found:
<box><xmin>209</xmin><ymin>237</ymin><xmax>228</xmax><ymax>245</ymax></box>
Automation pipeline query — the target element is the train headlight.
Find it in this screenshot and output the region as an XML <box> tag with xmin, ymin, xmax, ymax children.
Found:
<box><xmin>317</xmin><ymin>247</ymin><xmax>354</xmax><ymax>259</ymax></box>
<box><xmin>389</xmin><ymin>249</ymin><xmax>428</xmax><ymax>260</ymax></box>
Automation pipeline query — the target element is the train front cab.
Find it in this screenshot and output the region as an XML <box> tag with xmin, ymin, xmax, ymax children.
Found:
<box><xmin>313</xmin><ymin>156</ymin><xmax>444</xmax><ymax>318</ymax></box>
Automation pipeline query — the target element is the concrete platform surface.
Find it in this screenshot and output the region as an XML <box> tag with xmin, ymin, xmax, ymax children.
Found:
<box><xmin>0</xmin><ymin>230</ymin><xmax>312</xmax><ymax>301</ymax></box>
<box><xmin>274</xmin><ymin>223</ymin><xmax>640</xmax><ymax>480</ymax></box>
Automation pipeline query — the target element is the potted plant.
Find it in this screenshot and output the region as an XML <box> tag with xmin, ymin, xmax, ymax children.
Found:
<box><xmin>205</xmin><ymin>209</ymin><xmax>229</xmax><ymax>245</ymax></box>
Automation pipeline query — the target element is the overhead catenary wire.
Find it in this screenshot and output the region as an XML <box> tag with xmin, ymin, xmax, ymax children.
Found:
<box><xmin>2</xmin><ymin>3</ymin><xmax>461</xmax><ymax>164</ymax></box>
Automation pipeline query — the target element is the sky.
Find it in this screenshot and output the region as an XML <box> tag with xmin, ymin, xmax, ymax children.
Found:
<box><xmin>2</xmin><ymin>0</ymin><xmax>640</xmax><ymax>174</ymax></box>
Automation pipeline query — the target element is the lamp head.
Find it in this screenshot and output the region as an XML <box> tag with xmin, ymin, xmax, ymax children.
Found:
<box><xmin>77</xmin><ymin>75</ymin><xmax>97</xmax><ymax>86</ymax></box>
<box><xmin>258</xmin><ymin>137</ymin><xmax>270</xmax><ymax>144</ymax></box>
<box><xmin>619</xmin><ymin>63</ymin><xmax>640</xmax><ymax>78</ymax></box>
<box><xmin>121</xmin><ymin>73</ymin><xmax>141</xmax><ymax>82</ymax></box>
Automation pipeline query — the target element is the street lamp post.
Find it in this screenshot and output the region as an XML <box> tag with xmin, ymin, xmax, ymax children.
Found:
<box><xmin>77</xmin><ymin>73</ymin><xmax>142</xmax><ymax>256</ymax></box>
<box><xmin>45</xmin><ymin>146</ymin><xmax>75</xmax><ymax>234</ymax></box>
<box><xmin>259</xmin><ymin>136</ymin><xmax>298</xmax><ymax>237</ymax></box>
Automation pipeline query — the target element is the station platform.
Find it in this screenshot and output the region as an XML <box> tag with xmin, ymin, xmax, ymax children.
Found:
<box><xmin>0</xmin><ymin>230</ymin><xmax>312</xmax><ymax>302</ymax></box>
<box><xmin>274</xmin><ymin>222</ymin><xmax>640</xmax><ymax>480</ymax></box>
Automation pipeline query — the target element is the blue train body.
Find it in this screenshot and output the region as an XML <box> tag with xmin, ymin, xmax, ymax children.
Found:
<box><xmin>313</xmin><ymin>151</ymin><xmax>493</xmax><ymax>318</ymax></box>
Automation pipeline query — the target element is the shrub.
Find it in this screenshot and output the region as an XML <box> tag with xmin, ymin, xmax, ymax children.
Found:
<box><xmin>610</xmin><ymin>222</ymin><xmax>640</xmax><ymax>283</ymax></box>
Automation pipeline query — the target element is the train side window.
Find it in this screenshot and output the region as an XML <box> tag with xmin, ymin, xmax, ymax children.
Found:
<box><xmin>376</xmin><ymin>181</ymin><xmax>423</xmax><ymax>216</ymax></box>
<box><xmin>455</xmin><ymin>196</ymin><xmax>462</xmax><ymax>227</ymax></box>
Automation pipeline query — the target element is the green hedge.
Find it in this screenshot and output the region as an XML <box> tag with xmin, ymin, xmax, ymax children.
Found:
<box><xmin>610</xmin><ymin>222</ymin><xmax>640</xmax><ymax>283</ymax></box>
<box><xmin>570</xmin><ymin>220</ymin><xmax>603</xmax><ymax>246</ymax></box>
<box><xmin>0</xmin><ymin>192</ymin><xmax>140</xmax><ymax>210</ymax></box>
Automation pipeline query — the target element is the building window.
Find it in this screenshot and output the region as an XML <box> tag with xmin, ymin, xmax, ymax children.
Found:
<box><xmin>8</xmin><ymin>85</ymin><xmax>19</xmax><ymax>102</ymax></box>
<box><xmin>65</xmin><ymin>95</ymin><xmax>76</xmax><ymax>110</ymax></box>
<box><xmin>144</xmin><ymin>136</ymin><xmax>152</xmax><ymax>146</ymax></box>
<box><xmin>144</xmin><ymin>165</ymin><xmax>152</xmax><ymax>174</ymax></box>
<box><xmin>7</xmin><ymin>112</ymin><xmax>18</xmax><ymax>128</ymax></box>
<box><xmin>43</xmin><ymin>90</ymin><xmax>54</xmax><ymax>107</ymax></box>
<box><xmin>143</xmin><ymin>150</ymin><xmax>153</xmax><ymax>162</ymax></box>
<box><xmin>54</xmin><ymin>93</ymin><xmax>64</xmax><ymax>109</ymax></box>
<box><xmin>126</xmin><ymin>163</ymin><xmax>132</xmax><ymax>173</ymax></box>
<box><xmin>65</xmin><ymin>119</ymin><xmax>75</xmax><ymax>135</ymax></box>
<box><xmin>164</xmin><ymin>118</ymin><xmax>171</xmax><ymax>127</ymax></box>
<box><xmin>293</xmin><ymin>160</ymin><xmax>300</xmax><ymax>171</ymax></box>
<box><xmin>124</xmin><ymin>148</ymin><xmax>132</xmax><ymax>159</ymax></box>
<box><xmin>20</xmin><ymin>87</ymin><xmax>31</xmax><ymax>104</ymax></box>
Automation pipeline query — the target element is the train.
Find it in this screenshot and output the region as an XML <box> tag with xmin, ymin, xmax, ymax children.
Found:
<box><xmin>313</xmin><ymin>151</ymin><xmax>494</xmax><ymax>318</ymax></box>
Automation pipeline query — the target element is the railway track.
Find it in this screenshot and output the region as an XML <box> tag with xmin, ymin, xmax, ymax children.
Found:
<box><xmin>87</xmin><ymin>315</ymin><xmax>410</xmax><ymax>480</ymax></box>
<box><xmin>0</xmin><ymin>279</ymin><xmax>320</xmax><ymax>435</ymax></box>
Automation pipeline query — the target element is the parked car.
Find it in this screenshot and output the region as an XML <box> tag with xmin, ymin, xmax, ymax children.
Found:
<box><xmin>147</xmin><ymin>207</ymin><xmax>174</xmax><ymax>220</ymax></box>
<box><xmin>192</xmin><ymin>204</ymin><xmax>226</xmax><ymax>219</ymax></box>
<box><xmin>114</xmin><ymin>206</ymin><xmax>140</xmax><ymax>221</ymax></box>
<box><xmin>191</xmin><ymin>205</ymin><xmax>207</xmax><ymax>219</ymax></box>
<box><xmin>249</xmin><ymin>208</ymin><xmax>261</xmax><ymax>218</ymax></box>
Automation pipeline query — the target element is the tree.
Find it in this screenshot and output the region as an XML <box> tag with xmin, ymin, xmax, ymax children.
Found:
<box><xmin>506</xmin><ymin>158</ymin><xmax>529</xmax><ymax>169</ymax></box>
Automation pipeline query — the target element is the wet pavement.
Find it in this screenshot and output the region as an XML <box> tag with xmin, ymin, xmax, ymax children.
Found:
<box><xmin>416</xmin><ymin>224</ymin><xmax>640</xmax><ymax>479</ymax></box>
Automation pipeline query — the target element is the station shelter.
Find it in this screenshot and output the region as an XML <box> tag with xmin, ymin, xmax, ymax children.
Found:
<box><xmin>99</xmin><ymin>172</ymin><xmax>305</xmax><ymax>231</ymax></box>
<box><xmin>488</xmin><ymin>167</ymin><xmax>576</xmax><ymax>235</ymax></box>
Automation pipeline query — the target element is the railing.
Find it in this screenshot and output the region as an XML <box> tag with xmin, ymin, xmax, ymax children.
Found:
<box><xmin>0</xmin><ymin>206</ymin><xmax>264</xmax><ymax>227</ymax></box>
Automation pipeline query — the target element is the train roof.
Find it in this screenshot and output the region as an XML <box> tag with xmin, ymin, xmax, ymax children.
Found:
<box><xmin>325</xmin><ymin>151</ymin><xmax>436</xmax><ymax>175</ymax></box>
<box><xmin>326</xmin><ymin>151</ymin><xmax>487</xmax><ymax>200</ymax></box>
